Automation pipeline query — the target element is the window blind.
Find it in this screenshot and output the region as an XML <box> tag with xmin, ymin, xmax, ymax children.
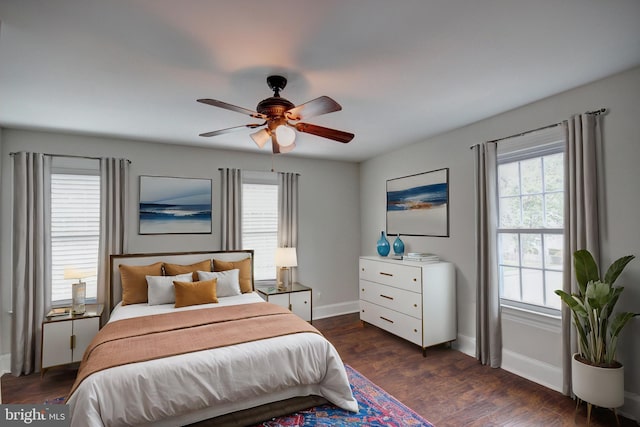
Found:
<box><xmin>497</xmin><ymin>125</ymin><xmax>565</xmax><ymax>163</ymax></box>
<box><xmin>51</xmin><ymin>173</ymin><xmax>100</xmax><ymax>303</ymax></box>
<box><xmin>242</xmin><ymin>182</ymin><xmax>278</xmax><ymax>281</ymax></box>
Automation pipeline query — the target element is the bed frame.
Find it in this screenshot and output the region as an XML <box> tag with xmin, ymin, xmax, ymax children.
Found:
<box><xmin>107</xmin><ymin>249</ymin><xmax>328</xmax><ymax>425</ymax></box>
<box><xmin>109</xmin><ymin>250</ymin><xmax>255</xmax><ymax>313</ymax></box>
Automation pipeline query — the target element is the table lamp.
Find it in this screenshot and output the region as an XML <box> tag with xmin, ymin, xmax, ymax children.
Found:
<box><xmin>64</xmin><ymin>267</ymin><xmax>94</xmax><ymax>314</ymax></box>
<box><xmin>275</xmin><ymin>247</ymin><xmax>297</xmax><ymax>291</ymax></box>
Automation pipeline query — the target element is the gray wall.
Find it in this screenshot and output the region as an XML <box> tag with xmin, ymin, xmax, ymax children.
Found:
<box><xmin>0</xmin><ymin>130</ymin><xmax>361</xmax><ymax>359</ymax></box>
<box><xmin>360</xmin><ymin>66</ymin><xmax>640</xmax><ymax>419</ymax></box>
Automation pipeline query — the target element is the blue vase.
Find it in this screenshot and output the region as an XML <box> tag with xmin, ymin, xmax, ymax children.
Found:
<box><xmin>393</xmin><ymin>234</ymin><xmax>405</xmax><ymax>256</ymax></box>
<box><xmin>376</xmin><ymin>231</ymin><xmax>390</xmax><ymax>257</ymax></box>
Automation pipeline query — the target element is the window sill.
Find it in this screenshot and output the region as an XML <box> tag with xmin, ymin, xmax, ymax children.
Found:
<box><xmin>501</xmin><ymin>304</ymin><xmax>561</xmax><ymax>333</ymax></box>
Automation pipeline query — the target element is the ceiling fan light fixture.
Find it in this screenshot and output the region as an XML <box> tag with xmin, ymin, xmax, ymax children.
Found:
<box><xmin>250</xmin><ymin>129</ymin><xmax>270</xmax><ymax>148</ymax></box>
<box><xmin>278</xmin><ymin>141</ymin><xmax>296</xmax><ymax>153</ymax></box>
<box><xmin>275</xmin><ymin>124</ymin><xmax>296</xmax><ymax>147</ymax></box>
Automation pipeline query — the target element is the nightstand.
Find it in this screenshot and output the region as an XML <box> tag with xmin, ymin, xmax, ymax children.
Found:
<box><xmin>256</xmin><ymin>282</ymin><xmax>312</xmax><ymax>322</ymax></box>
<box><xmin>41</xmin><ymin>304</ymin><xmax>103</xmax><ymax>377</ymax></box>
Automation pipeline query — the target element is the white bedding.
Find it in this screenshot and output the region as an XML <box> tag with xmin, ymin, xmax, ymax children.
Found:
<box><xmin>67</xmin><ymin>293</ymin><xmax>358</xmax><ymax>427</ymax></box>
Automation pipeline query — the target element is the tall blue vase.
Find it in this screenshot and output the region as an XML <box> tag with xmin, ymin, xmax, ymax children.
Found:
<box><xmin>376</xmin><ymin>231</ymin><xmax>390</xmax><ymax>257</ymax></box>
<box><xmin>393</xmin><ymin>234</ymin><xmax>405</xmax><ymax>256</ymax></box>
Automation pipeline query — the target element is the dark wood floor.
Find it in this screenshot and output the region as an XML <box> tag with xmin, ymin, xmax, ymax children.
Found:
<box><xmin>2</xmin><ymin>313</ymin><xmax>635</xmax><ymax>426</ymax></box>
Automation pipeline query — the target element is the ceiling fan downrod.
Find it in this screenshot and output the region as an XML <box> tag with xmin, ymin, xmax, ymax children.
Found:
<box><xmin>266</xmin><ymin>75</ymin><xmax>288</xmax><ymax>97</ymax></box>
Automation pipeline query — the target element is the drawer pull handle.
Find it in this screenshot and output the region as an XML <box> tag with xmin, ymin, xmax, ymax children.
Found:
<box><xmin>413</xmin><ymin>278</ymin><xmax>417</xmax><ymax>282</ymax></box>
<box><xmin>380</xmin><ymin>316</ymin><xmax>394</xmax><ymax>324</ymax></box>
<box><xmin>70</xmin><ymin>335</ymin><xmax>76</xmax><ymax>350</ymax></box>
<box><xmin>414</xmin><ymin>304</ymin><xmax>418</xmax><ymax>308</ymax></box>
<box><xmin>361</xmin><ymin>288</ymin><xmax>365</xmax><ymax>292</ymax></box>
<box><xmin>380</xmin><ymin>272</ymin><xmax>393</xmax><ymax>277</ymax></box>
<box><xmin>380</xmin><ymin>294</ymin><xmax>394</xmax><ymax>300</ymax></box>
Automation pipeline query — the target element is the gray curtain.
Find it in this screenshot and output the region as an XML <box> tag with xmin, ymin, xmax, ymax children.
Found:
<box><xmin>11</xmin><ymin>152</ymin><xmax>52</xmax><ymax>375</ymax></box>
<box><xmin>473</xmin><ymin>142</ymin><xmax>502</xmax><ymax>368</ymax></box>
<box><xmin>277</xmin><ymin>172</ymin><xmax>299</xmax><ymax>249</ymax></box>
<box><xmin>561</xmin><ymin>113</ymin><xmax>601</xmax><ymax>395</ymax></box>
<box><xmin>98</xmin><ymin>158</ymin><xmax>129</xmax><ymax>322</ymax></box>
<box><xmin>220</xmin><ymin>168</ymin><xmax>242</xmax><ymax>250</ymax></box>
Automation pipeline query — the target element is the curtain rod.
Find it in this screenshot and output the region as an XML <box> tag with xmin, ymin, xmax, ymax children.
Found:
<box><xmin>469</xmin><ymin>107</ymin><xmax>607</xmax><ymax>149</ymax></box>
<box><xmin>218</xmin><ymin>168</ymin><xmax>299</xmax><ymax>175</ymax></box>
<box><xmin>9</xmin><ymin>151</ymin><xmax>131</xmax><ymax>163</ymax></box>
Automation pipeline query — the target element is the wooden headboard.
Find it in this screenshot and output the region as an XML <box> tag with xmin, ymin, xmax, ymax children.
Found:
<box><xmin>109</xmin><ymin>250</ymin><xmax>254</xmax><ymax>312</ymax></box>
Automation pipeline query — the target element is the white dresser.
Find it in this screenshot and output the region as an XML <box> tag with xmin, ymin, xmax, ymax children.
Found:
<box><xmin>359</xmin><ymin>256</ymin><xmax>456</xmax><ymax>356</ymax></box>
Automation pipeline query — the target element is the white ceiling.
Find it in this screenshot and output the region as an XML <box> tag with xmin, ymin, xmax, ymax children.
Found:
<box><xmin>1</xmin><ymin>1</ymin><xmax>639</xmax><ymax>162</ymax></box>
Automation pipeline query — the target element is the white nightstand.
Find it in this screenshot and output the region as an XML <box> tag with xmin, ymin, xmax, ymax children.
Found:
<box><xmin>41</xmin><ymin>304</ymin><xmax>103</xmax><ymax>376</ymax></box>
<box><xmin>255</xmin><ymin>282</ymin><xmax>312</xmax><ymax>322</ymax></box>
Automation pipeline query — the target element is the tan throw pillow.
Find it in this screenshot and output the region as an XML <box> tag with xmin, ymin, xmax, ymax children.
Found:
<box><xmin>119</xmin><ymin>262</ymin><xmax>164</xmax><ymax>305</ymax></box>
<box><xmin>173</xmin><ymin>278</ymin><xmax>218</xmax><ymax>308</ymax></box>
<box><xmin>213</xmin><ymin>258</ymin><xmax>252</xmax><ymax>293</ymax></box>
<box><xmin>164</xmin><ymin>259</ymin><xmax>212</xmax><ymax>281</ymax></box>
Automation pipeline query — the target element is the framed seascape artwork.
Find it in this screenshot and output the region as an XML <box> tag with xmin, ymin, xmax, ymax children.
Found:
<box><xmin>139</xmin><ymin>176</ymin><xmax>212</xmax><ymax>235</ymax></box>
<box><xmin>386</xmin><ymin>168</ymin><xmax>449</xmax><ymax>237</ymax></box>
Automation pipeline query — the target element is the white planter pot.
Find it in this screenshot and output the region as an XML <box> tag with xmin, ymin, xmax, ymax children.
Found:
<box><xmin>572</xmin><ymin>354</ymin><xmax>624</xmax><ymax>408</ymax></box>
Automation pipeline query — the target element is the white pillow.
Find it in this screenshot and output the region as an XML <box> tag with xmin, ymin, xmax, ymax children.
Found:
<box><xmin>197</xmin><ymin>269</ymin><xmax>241</xmax><ymax>298</ymax></box>
<box><xmin>146</xmin><ymin>273</ymin><xmax>193</xmax><ymax>305</ymax></box>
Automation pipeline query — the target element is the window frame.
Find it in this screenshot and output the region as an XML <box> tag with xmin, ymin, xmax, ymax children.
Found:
<box><xmin>241</xmin><ymin>171</ymin><xmax>279</xmax><ymax>282</ymax></box>
<box><xmin>496</xmin><ymin>130</ymin><xmax>565</xmax><ymax>315</ymax></box>
<box><xmin>50</xmin><ymin>159</ymin><xmax>100</xmax><ymax>307</ymax></box>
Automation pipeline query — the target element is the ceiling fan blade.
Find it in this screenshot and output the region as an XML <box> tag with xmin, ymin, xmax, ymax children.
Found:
<box><xmin>199</xmin><ymin>123</ymin><xmax>264</xmax><ymax>138</ymax></box>
<box><xmin>197</xmin><ymin>98</ymin><xmax>267</xmax><ymax>119</ymax></box>
<box><xmin>294</xmin><ymin>122</ymin><xmax>354</xmax><ymax>143</ymax></box>
<box><xmin>285</xmin><ymin>96</ymin><xmax>342</xmax><ymax>121</ymax></box>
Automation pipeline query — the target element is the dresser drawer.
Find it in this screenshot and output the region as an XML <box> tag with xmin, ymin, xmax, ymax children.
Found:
<box><xmin>359</xmin><ymin>280</ymin><xmax>422</xmax><ymax>319</ymax></box>
<box><xmin>359</xmin><ymin>258</ymin><xmax>422</xmax><ymax>292</ymax></box>
<box><xmin>360</xmin><ymin>300</ymin><xmax>422</xmax><ymax>346</ymax></box>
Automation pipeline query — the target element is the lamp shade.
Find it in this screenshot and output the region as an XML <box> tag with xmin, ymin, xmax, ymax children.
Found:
<box><xmin>275</xmin><ymin>125</ymin><xmax>296</xmax><ymax>147</ymax></box>
<box><xmin>64</xmin><ymin>267</ymin><xmax>95</xmax><ymax>280</ymax></box>
<box><xmin>250</xmin><ymin>129</ymin><xmax>270</xmax><ymax>149</ymax></box>
<box><xmin>275</xmin><ymin>247</ymin><xmax>297</xmax><ymax>267</ymax></box>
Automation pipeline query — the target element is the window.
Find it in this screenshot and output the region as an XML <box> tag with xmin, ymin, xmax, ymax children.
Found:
<box><xmin>497</xmin><ymin>127</ymin><xmax>565</xmax><ymax>312</ymax></box>
<box><xmin>50</xmin><ymin>170</ymin><xmax>100</xmax><ymax>305</ymax></box>
<box><xmin>242</xmin><ymin>173</ymin><xmax>278</xmax><ymax>281</ymax></box>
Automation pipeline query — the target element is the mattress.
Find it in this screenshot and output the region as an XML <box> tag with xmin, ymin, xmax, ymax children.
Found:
<box><xmin>66</xmin><ymin>293</ymin><xmax>357</xmax><ymax>427</ymax></box>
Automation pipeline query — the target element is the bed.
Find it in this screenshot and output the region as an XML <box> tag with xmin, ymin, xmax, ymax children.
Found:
<box><xmin>66</xmin><ymin>250</ymin><xmax>357</xmax><ymax>427</ymax></box>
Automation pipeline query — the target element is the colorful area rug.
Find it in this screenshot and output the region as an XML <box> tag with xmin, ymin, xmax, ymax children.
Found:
<box><xmin>252</xmin><ymin>364</ymin><xmax>434</xmax><ymax>426</ymax></box>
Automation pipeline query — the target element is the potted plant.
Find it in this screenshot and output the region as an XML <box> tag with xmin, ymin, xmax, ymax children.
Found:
<box><xmin>555</xmin><ymin>249</ymin><xmax>638</xmax><ymax>419</ymax></box>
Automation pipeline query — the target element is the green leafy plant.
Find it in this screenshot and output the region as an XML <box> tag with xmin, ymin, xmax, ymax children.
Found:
<box><xmin>555</xmin><ymin>249</ymin><xmax>638</xmax><ymax>366</ymax></box>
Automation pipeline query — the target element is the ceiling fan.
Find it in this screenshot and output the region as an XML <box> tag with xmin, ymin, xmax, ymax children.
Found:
<box><xmin>197</xmin><ymin>75</ymin><xmax>354</xmax><ymax>154</ymax></box>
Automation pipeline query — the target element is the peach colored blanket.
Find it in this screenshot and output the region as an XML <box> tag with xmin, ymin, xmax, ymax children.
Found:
<box><xmin>68</xmin><ymin>302</ymin><xmax>319</xmax><ymax>397</ymax></box>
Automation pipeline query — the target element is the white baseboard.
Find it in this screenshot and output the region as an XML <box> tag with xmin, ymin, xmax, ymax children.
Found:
<box><xmin>620</xmin><ymin>391</ymin><xmax>640</xmax><ymax>423</ymax></box>
<box><xmin>501</xmin><ymin>349</ymin><xmax>563</xmax><ymax>393</ymax></box>
<box><xmin>313</xmin><ymin>300</ymin><xmax>359</xmax><ymax>320</ymax></box>
<box><xmin>453</xmin><ymin>333</ymin><xmax>475</xmax><ymax>357</ymax></box>
<box><xmin>452</xmin><ymin>337</ymin><xmax>564</xmax><ymax>395</ymax></box>
<box><xmin>0</xmin><ymin>353</ymin><xmax>10</xmax><ymax>375</ymax></box>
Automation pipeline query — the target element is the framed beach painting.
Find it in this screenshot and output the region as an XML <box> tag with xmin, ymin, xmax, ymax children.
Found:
<box><xmin>386</xmin><ymin>168</ymin><xmax>449</xmax><ymax>237</ymax></box>
<box><xmin>139</xmin><ymin>176</ymin><xmax>212</xmax><ymax>235</ymax></box>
